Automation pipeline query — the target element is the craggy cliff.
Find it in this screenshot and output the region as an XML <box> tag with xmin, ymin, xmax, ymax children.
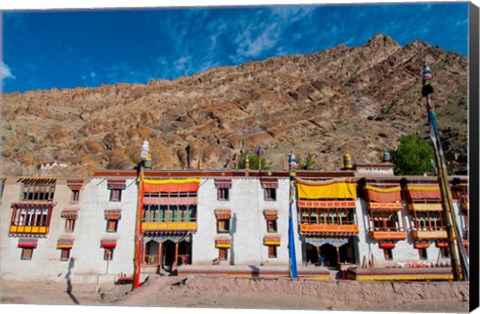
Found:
<box><xmin>1</xmin><ymin>34</ymin><xmax>467</xmax><ymax>177</ymax></box>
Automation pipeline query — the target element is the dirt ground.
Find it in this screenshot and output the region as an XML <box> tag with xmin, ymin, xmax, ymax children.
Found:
<box><xmin>1</xmin><ymin>275</ymin><xmax>470</xmax><ymax>313</ymax></box>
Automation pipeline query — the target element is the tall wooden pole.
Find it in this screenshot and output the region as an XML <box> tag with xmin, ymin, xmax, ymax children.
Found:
<box><xmin>425</xmin><ymin>95</ymin><xmax>466</xmax><ymax>281</ymax></box>
<box><xmin>133</xmin><ymin>164</ymin><xmax>144</xmax><ymax>289</ymax></box>
<box><xmin>133</xmin><ymin>140</ymin><xmax>151</xmax><ymax>288</ymax></box>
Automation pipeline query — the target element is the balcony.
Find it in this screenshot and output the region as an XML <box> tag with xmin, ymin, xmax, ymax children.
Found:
<box><xmin>9</xmin><ymin>225</ymin><xmax>49</xmax><ymax>235</ymax></box>
<box><xmin>411</xmin><ymin>229</ymin><xmax>448</xmax><ymax>240</ymax></box>
<box><xmin>369</xmin><ymin>230</ymin><xmax>406</xmax><ymax>241</ymax></box>
<box><xmin>142</xmin><ymin>221</ymin><xmax>197</xmax><ymax>232</ymax></box>
<box><xmin>300</xmin><ymin>224</ymin><xmax>358</xmax><ymax>236</ymax></box>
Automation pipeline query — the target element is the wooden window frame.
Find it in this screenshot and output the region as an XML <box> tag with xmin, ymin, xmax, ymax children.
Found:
<box><xmin>264</xmin><ymin>188</ymin><xmax>277</xmax><ymax>201</ymax></box>
<box><xmin>440</xmin><ymin>247</ymin><xmax>450</xmax><ymax>258</ymax></box>
<box><xmin>21</xmin><ymin>248</ymin><xmax>33</xmax><ymax>260</ymax></box>
<box><xmin>22</xmin><ymin>184</ymin><xmax>55</xmax><ymax>201</ymax></box>
<box><xmin>11</xmin><ymin>204</ymin><xmax>53</xmax><ymax>229</ymax></box>
<box><xmin>65</xmin><ymin>218</ymin><xmax>76</xmax><ymax>232</ymax></box>
<box><xmin>60</xmin><ymin>248</ymin><xmax>71</xmax><ymax>261</ymax></box>
<box><xmin>268</xmin><ymin>245</ymin><xmax>277</xmax><ymax>258</ymax></box>
<box><xmin>217</xmin><ymin>188</ymin><xmax>230</xmax><ymax>201</ymax></box>
<box><xmin>266</xmin><ymin>219</ymin><xmax>277</xmax><ymax>233</ymax></box>
<box><xmin>418</xmin><ymin>248</ymin><xmax>428</xmax><ymax>260</ymax></box>
<box><xmin>109</xmin><ymin>189</ymin><xmax>122</xmax><ymax>202</ymax></box>
<box><xmin>106</xmin><ymin>219</ymin><xmax>119</xmax><ymax>233</ymax></box>
<box><xmin>218</xmin><ymin>248</ymin><xmax>228</xmax><ymax>261</ymax></box>
<box><xmin>383</xmin><ymin>248</ymin><xmax>393</xmax><ymax>260</ymax></box>
<box><xmin>217</xmin><ymin>219</ymin><xmax>230</xmax><ymax>234</ymax></box>
<box><xmin>104</xmin><ymin>248</ymin><xmax>114</xmax><ymax>261</ymax></box>
<box><xmin>71</xmin><ymin>190</ymin><xmax>80</xmax><ymax>202</ymax></box>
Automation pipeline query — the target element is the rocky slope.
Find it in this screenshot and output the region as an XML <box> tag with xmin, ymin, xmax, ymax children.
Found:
<box><xmin>1</xmin><ymin>34</ymin><xmax>467</xmax><ymax>177</ymax></box>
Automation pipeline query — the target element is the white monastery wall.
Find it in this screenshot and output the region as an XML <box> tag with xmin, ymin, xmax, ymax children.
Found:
<box><xmin>70</xmin><ymin>178</ymin><xmax>137</xmax><ymax>284</ymax></box>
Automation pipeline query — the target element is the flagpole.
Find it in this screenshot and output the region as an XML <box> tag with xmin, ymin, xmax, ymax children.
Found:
<box><xmin>133</xmin><ymin>165</ymin><xmax>144</xmax><ymax>289</ymax></box>
<box><xmin>422</xmin><ymin>65</ymin><xmax>467</xmax><ymax>281</ymax></box>
<box><xmin>133</xmin><ymin>140</ymin><xmax>149</xmax><ymax>289</ymax></box>
<box><xmin>288</xmin><ymin>152</ymin><xmax>298</xmax><ymax>279</ymax></box>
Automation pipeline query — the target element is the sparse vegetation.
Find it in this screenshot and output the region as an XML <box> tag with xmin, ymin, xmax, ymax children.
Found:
<box><xmin>237</xmin><ymin>152</ymin><xmax>271</xmax><ymax>170</ymax></box>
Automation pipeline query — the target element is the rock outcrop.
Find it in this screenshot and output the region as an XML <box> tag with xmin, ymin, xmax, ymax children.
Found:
<box><xmin>1</xmin><ymin>34</ymin><xmax>467</xmax><ymax>177</ymax></box>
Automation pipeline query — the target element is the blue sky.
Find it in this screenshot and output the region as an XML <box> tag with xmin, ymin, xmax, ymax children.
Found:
<box><xmin>1</xmin><ymin>2</ymin><xmax>469</xmax><ymax>93</ymax></box>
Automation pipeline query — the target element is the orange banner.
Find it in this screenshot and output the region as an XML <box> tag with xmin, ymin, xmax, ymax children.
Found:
<box><xmin>143</xmin><ymin>179</ymin><xmax>201</xmax><ymax>193</ymax></box>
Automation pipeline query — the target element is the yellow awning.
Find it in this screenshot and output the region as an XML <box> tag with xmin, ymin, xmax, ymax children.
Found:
<box><xmin>296</xmin><ymin>178</ymin><xmax>356</xmax><ymax>199</ymax></box>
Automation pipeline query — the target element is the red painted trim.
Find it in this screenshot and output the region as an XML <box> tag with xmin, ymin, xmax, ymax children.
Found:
<box><xmin>18</xmin><ymin>243</ymin><xmax>37</xmax><ymax>248</ymax></box>
<box><xmin>379</xmin><ymin>243</ymin><xmax>396</xmax><ymax>249</ymax></box>
<box><xmin>134</xmin><ymin>180</ymin><xmax>145</xmax><ymax>289</ymax></box>
<box><xmin>10</xmin><ymin>203</ymin><xmax>18</xmax><ymax>226</ymax></box>
<box><xmin>92</xmin><ymin>170</ymin><xmax>355</xmax><ymax>179</ymax></box>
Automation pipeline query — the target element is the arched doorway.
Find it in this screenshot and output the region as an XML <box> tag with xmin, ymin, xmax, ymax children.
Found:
<box><xmin>339</xmin><ymin>241</ymin><xmax>355</xmax><ymax>264</ymax></box>
<box><xmin>145</xmin><ymin>240</ymin><xmax>160</xmax><ymax>265</ymax></box>
<box><xmin>177</xmin><ymin>240</ymin><xmax>192</xmax><ymax>266</ymax></box>
<box><xmin>162</xmin><ymin>240</ymin><xmax>176</xmax><ymax>270</ymax></box>
<box><xmin>305</xmin><ymin>243</ymin><xmax>319</xmax><ymax>265</ymax></box>
<box><xmin>319</xmin><ymin>243</ymin><xmax>337</xmax><ymax>267</ymax></box>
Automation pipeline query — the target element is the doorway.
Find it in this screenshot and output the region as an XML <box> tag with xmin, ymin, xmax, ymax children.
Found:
<box><xmin>305</xmin><ymin>243</ymin><xmax>319</xmax><ymax>265</ymax></box>
<box><xmin>145</xmin><ymin>240</ymin><xmax>159</xmax><ymax>265</ymax></box>
<box><xmin>162</xmin><ymin>240</ymin><xmax>176</xmax><ymax>269</ymax></box>
<box><xmin>319</xmin><ymin>243</ymin><xmax>337</xmax><ymax>267</ymax></box>
<box><xmin>178</xmin><ymin>240</ymin><xmax>192</xmax><ymax>266</ymax></box>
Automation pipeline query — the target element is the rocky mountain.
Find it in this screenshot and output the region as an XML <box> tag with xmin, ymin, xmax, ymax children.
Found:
<box><xmin>1</xmin><ymin>34</ymin><xmax>468</xmax><ymax>178</ymax></box>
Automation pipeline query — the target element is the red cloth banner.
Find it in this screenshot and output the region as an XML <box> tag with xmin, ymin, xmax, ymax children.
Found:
<box><xmin>143</xmin><ymin>179</ymin><xmax>200</xmax><ymax>193</ymax></box>
<box><xmin>365</xmin><ymin>189</ymin><xmax>401</xmax><ymax>203</ymax></box>
<box><xmin>406</xmin><ymin>189</ymin><xmax>441</xmax><ymax>200</ymax></box>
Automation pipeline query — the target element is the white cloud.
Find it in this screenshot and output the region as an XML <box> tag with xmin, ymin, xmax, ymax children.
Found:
<box><xmin>270</xmin><ymin>5</ymin><xmax>315</xmax><ymax>23</ymax></box>
<box><xmin>1</xmin><ymin>62</ymin><xmax>15</xmax><ymax>81</ymax></box>
<box><xmin>234</xmin><ymin>18</ymin><xmax>281</xmax><ymax>60</ymax></box>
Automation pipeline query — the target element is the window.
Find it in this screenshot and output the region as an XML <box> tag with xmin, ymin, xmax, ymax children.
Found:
<box><xmin>267</xmin><ymin>219</ymin><xmax>277</xmax><ymax>233</ymax></box>
<box><xmin>383</xmin><ymin>249</ymin><xmax>393</xmax><ymax>260</ymax></box>
<box><xmin>418</xmin><ymin>248</ymin><xmax>428</xmax><ymax>260</ymax></box>
<box><xmin>300</xmin><ymin>208</ymin><xmax>355</xmax><ymax>225</ymax></box>
<box><xmin>215</xmin><ymin>178</ymin><xmax>232</xmax><ymax>201</ymax></box>
<box><xmin>65</xmin><ymin>218</ymin><xmax>76</xmax><ymax>232</ymax></box>
<box><xmin>71</xmin><ymin>190</ymin><xmax>80</xmax><ymax>202</ymax></box>
<box><xmin>217</xmin><ymin>219</ymin><xmax>230</xmax><ymax>233</ymax></box>
<box><xmin>22</xmin><ymin>183</ymin><xmax>55</xmax><ymax>201</ymax></box>
<box><xmin>0</xmin><ymin>178</ymin><xmax>5</xmax><ymax>200</ymax></box>
<box><xmin>264</xmin><ymin>188</ymin><xmax>276</xmax><ymax>201</ymax></box>
<box><xmin>110</xmin><ymin>189</ymin><xmax>122</xmax><ymax>202</ymax></box>
<box><xmin>21</xmin><ymin>248</ymin><xmax>33</xmax><ymax>260</ymax></box>
<box><xmin>60</xmin><ymin>249</ymin><xmax>71</xmax><ymax>261</ymax></box>
<box><xmin>107</xmin><ymin>219</ymin><xmax>118</xmax><ymax>232</ymax></box>
<box><xmin>219</xmin><ymin>248</ymin><xmax>228</xmax><ymax>260</ymax></box>
<box><xmin>10</xmin><ymin>204</ymin><xmax>53</xmax><ymax>235</ymax></box>
<box><xmin>440</xmin><ymin>247</ymin><xmax>450</xmax><ymax>258</ymax></box>
<box><xmin>217</xmin><ymin>188</ymin><xmax>229</xmax><ymax>201</ymax></box>
<box><xmin>107</xmin><ymin>179</ymin><xmax>126</xmax><ymax>202</ymax></box>
<box><xmin>371</xmin><ymin>212</ymin><xmax>399</xmax><ymax>231</ymax></box>
<box><xmin>268</xmin><ymin>245</ymin><xmax>277</xmax><ymax>258</ymax></box>
<box><xmin>104</xmin><ymin>248</ymin><xmax>114</xmax><ymax>261</ymax></box>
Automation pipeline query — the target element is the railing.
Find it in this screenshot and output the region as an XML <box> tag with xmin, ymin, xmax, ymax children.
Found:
<box><xmin>411</xmin><ymin>229</ymin><xmax>448</xmax><ymax>240</ymax></box>
<box><xmin>9</xmin><ymin>225</ymin><xmax>49</xmax><ymax>235</ymax></box>
<box><xmin>142</xmin><ymin>221</ymin><xmax>197</xmax><ymax>231</ymax></box>
<box><xmin>369</xmin><ymin>230</ymin><xmax>407</xmax><ymax>240</ymax></box>
<box><xmin>300</xmin><ymin>224</ymin><xmax>359</xmax><ymax>233</ymax></box>
<box><xmin>144</xmin><ymin>254</ymin><xmax>158</xmax><ymax>265</ymax></box>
